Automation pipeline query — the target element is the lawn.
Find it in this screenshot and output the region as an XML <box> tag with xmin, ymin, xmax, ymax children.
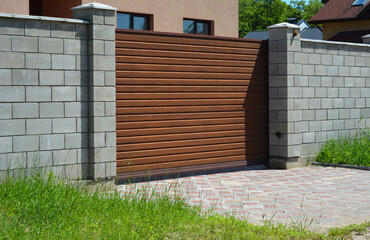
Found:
<box><xmin>0</xmin><ymin>172</ymin><xmax>345</xmax><ymax>240</ymax></box>
<box><xmin>316</xmin><ymin>129</ymin><xmax>370</xmax><ymax>167</ymax></box>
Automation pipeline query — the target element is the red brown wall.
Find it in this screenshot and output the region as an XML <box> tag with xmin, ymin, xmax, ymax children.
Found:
<box><xmin>42</xmin><ymin>0</ymin><xmax>81</xmax><ymax>18</ymax></box>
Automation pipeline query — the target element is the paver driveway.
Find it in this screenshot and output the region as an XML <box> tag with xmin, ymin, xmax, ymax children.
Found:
<box><xmin>118</xmin><ymin>166</ymin><xmax>370</xmax><ymax>231</ymax></box>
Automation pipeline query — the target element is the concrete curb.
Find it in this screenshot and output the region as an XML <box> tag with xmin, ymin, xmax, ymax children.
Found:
<box><xmin>312</xmin><ymin>162</ymin><xmax>370</xmax><ymax>171</ymax></box>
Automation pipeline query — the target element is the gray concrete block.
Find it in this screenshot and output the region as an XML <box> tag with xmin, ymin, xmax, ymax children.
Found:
<box><xmin>26</xmin><ymin>86</ymin><xmax>51</xmax><ymax>102</ymax></box>
<box><xmin>105</xmin><ymin>132</ymin><xmax>116</xmax><ymax>147</ymax></box>
<box><xmin>65</xmin><ymin>133</ymin><xmax>88</xmax><ymax>148</ymax></box>
<box><xmin>315</xmin><ymin>65</ymin><xmax>327</xmax><ymax>76</ymax></box>
<box><xmin>13</xmin><ymin>70</ymin><xmax>38</xmax><ymax>86</ymax></box>
<box><xmin>355</xmin><ymin>78</ymin><xmax>365</xmax><ymax>87</ymax></box>
<box><xmin>302</xmin><ymin>132</ymin><xmax>315</xmax><ymax>143</ymax></box>
<box><xmin>76</xmin><ymin>55</ymin><xmax>88</xmax><ymax>70</ymax></box>
<box><xmin>76</xmin><ymin>118</ymin><xmax>89</xmax><ymax>133</ymax></box>
<box><xmin>12</xmin><ymin>36</ymin><xmax>38</xmax><ymax>52</ymax></box>
<box><xmin>75</xmin><ymin>24</ymin><xmax>88</xmax><ymax>39</ymax></box>
<box><xmin>355</xmin><ymin>57</ymin><xmax>366</xmax><ymax>66</ymax></box>
<box><xmin>105</xmin><ymin>102</ymin><xmax>115</xmax><ymax>116</ymax></box>
<box><xmin>321</xmin><ymin>54</ymin><xmax>332</xmax><ymax>65</ymax></box>
<box><xmin>294</xmin><ymin>121</ymin><xmax>308</xmax><ymax>132</ymax></box>
<box><xmin>361</xmin><ymin>88</ymin><xmax>370</xmax><ymax>97</ymax></box>
<box><xmin>93</xmin><ymin>87</ymin><xmax>115</xmax><ymax>101</ymax></box>
<box><xmin>0</xmin><ymin>104</ymin><xmax>11</xmax><ymax>119</ymax></box>
<box><xmin>332</xmin><ymin>55</ymin><xmax>344</xmax><ymax>66</ymax></box>
<box><xmin>90</xmin><ymin>163</ymin><xmax>106</xmax><ymax>179</ymax></box>
<box><xmin>104</xmin><ymin>10</ymin><xmax>116</xmax><ymax>26</ymax></box>
<box><xmin>40</xmin><ymin>134</ymin><xmax>64</xmax><ymax>150</ymax></box>
<box><xmin>65</xmin><ymin>164</ymin><xmax>82</xmax><ymax>179</ymax></box>
<box><xmin>52</xmin><ymin>55</ymin><xmax>76</xmax><ymax>70</ymax></box>
<box><xmin>90</xmin><ymin>40</ymin><xmax>105</xmax><ymax>54</ymax></box>
<box><xmin>339</xmin><ymin>109</ymin><xmax>350</xmax><ymax>119</ymax></box>
<box><xmin>76</xmin><ymin>87</ymin><xmax>88</xmax><ymax>101</ymax></box>
<box><xmin>40</xmin><ymin>102</ymin><xmax>64</xmax><ymax>118</ymax></box>
<box><xmin>105</xmin><ymin>161</ymin><xmax>116</xmax><ymax>178</ymax></box>
<box><xmin>39</xmin><ymin>38</ymin><xmax>63</xmax><ymax>53</ymax></box>
<box><xmin>315</xmin><ymin>110</ymin><xmax>327</xmax><ymax>120</ymax></box>
<box><xmin>52</xmin><ymin>87</ymin><xmax>76</xmax><ymax>101</ymax></box>
<box><xmin>294</xmin><ymin>99</ymin><xmax>308</xmax><ymax>110</ymax></box>
<box><xmin>338</xmin><ymin>66</ymin><xmax>349</xmax><ymax>76</ymax></box>
<box><xmin>308</xmin><ymin>76</ymin><xmax>320</xmax><ymax>87</ymax></box>
<box><xmin>344</xmin><ymin>98</ymin><xmax>355</xmax><ymax>108</ymax></box>
<box><xmin>53</xmin><ymin>149</ymin><xmax>78</xmax><ymax>165</ymax></box>
<box><xmin>26</xmin><ymin>151</ymin><xmax>53</xmax><ymax>168</ymax></box>
<box><xmin>13</xmin><ymin>135</ymin><xmax>39</xmax><ymax>152</ymax></box>
<box><xmin>51</xmin><ymin>22</ymin><xmax>75</xmax><ymax>38</ymax></box>
<box><xmin>93</xmin><ymin>117</ymin><xmax>115</xmax><ymax>132</ymax></box>
<box><xmin>0</xmin><ymin>120</ymin><xmax>25</xmax><ymax>136</ymax></box>
<box><xmin>333</xmin><ymin>120</ymin><xmax>344</xmax><ymax>130</ymax></box>
<box><xmin>315</xmin><ymin>88</ymin><xmax>326</xmax><ymax>97</ymax></box>
<box><xmin>65</xmin><ymin>71</ymin><xmax>88</xmax><ymax>86</ymax></box>
<box><xmin>0</xmin><ymin>86</ymin><xmax>25</xmax><ymax>102</ymax></box>
<box><xmin>321</xmin><ymin>120</ymin><xmax>333</xmax><ymax>131</ymax></box>
<box><xmin>13</xmin><ymin>103</ymin><xmax>39</xmax><ymax>119</ymax></box>
<box><xmin>344</xmin><ymin>119</ymin><xmax>355</xmax><ymax>129</ymax></box>
<box><xmin>344</xmin><ymin>56</ymin><xmax>355</xmax><ymax>66</ymax></box>
<box><xmin>92</xmin><ymin>102</ymin><xmax>105</xmax><ymax>117</ymax></box>
<box><xmin>339</xmin><ymin>88</ymin><xmax>350</xmax><ymax>97</ymax></box>
<box><xmin>361</xmin><ymin>68</ymin><xmax>369</xmax><ymax>77</ymax></box>
<box><xmin>0</xmin><ymin>153</ymin><xmax>26</xmax><ymax>171</ymax></box>
<box><xmin>0</xmin><ymin>137</ymin><xmax>12</xmax><ymax>153</ymax></box>
<box><xmin>93</xmin><ymin>147</ymin><xmax>116</xmax><ymax>163</ymax></box>
<box><xmin>26</xmin><ymin>119</ymin><xmax>52</xmax><ymax>134</ymax></box>
<box><xmin>309</xmin><ymin>121</ymin><xmax>321</xmax><ymax>131</ymax></box>
<box><xmin>350</xmin><ymin>88</ymin><xmax>361</xmax><ymax>98</ymax></box>
<box><xmin>321</xmin><ymin>99</ymin><xmax>333</xmax><ymax>109</ymax></box>
<box><xmin>0</xmin><ymin>35</ymin><xmax>11</xmax><ymax>51</ymax></box>
<box><xmin>328</xmin><ymin>109</ymin><xmax>339</xmax><ymax>119</ymax></box>
<box><xmin>308</xmin><ymin>54</ymin><xmax>320</xmax><ymax>65</ymax></box>
<box><xmin>288</xmin><ymin>110</ymin><xmax>302</xmax><ymax>121</ymax></box>
<box><xmin>64</xmin><ymin>39</ymin><xmax>87</xmax><ymax>54</ymax></box>
<box><xmin>53</xmin><ymin>118</ymin><xmax>76</xmax><ymax>133</ymax></box>
<box><xmin>39</xmin><ymin>70</ymin><xmax>64</xmax><ymax>85</ymax></box>
<box><xmin>269</xmin><ymin>99</ymin><xmax>287</xmax><ymax>111</ymax></box>
<box><xmin>65</xmin><ymin>102</ymin><xmax>88</xmax><ymax>117</ymax></box>
<box><xmin>0</xmin><ymin>18</ymin><xmax>25</xmax><ymax>35</ymax></box>
<box><xmin>92</xmin><ymin>24</ymin><xmax>115</xmax><ymax>41</ymax></box>
<box><xmin>104</xmin><ymin>41</ymin><xmax>115</xmax><ymax>55</ymax></box>
<box><xmin>302</xmin><ymin>65</ymin><xmax>315</xmax><ymax>75</ymax></box>
<box><xmin>25</xmin><ymin>20</ymin><xmax>50</xmax><ymax>37</ymax></box>
<box><xmin>302</xmin><ymin>87</ymin><xmax>314</xmax><ymax>98</ymax></box>
<box><xmin>315</xmin><ymin>132</ymin><xmax>327</xmax><ymax>142</ymax></box>
<box><xmin>77</xmin><ymin>149</ymin><xmax>89</xmax><ymax>164</ymax></box>
<box><xmin>314</xmin><ymin>43</ymin><xmax>326</xmax><ymax>54</ymax></box>
<box><xmin>0</xmin><ymin>52</ymin><xmax>25</xmax><ymax>68</ymax></box>
<box><xmin>333</xmin><ymin>77</ymin><xmax>344</xmax><ymax>87</ymax></box>
<box><xmin>344</xmin><ymin>77</ymin><xmax>355</xmax><ymax>87</ymax></box>
<box><xmin>349</xmin><ymin>67</ymin><xmax>361</xmax><ymax>77</ymax></box>
<box><xmin>90</xmin><ymin>132</ymin><xmax>106</xmax><ymax>148</ymax></box>
<box><xmin>0</xmin><ymin>69</ymin><xmax>11</xmax><ymax>85</ymax></box>
<box><xmin>92</xmin><ymin>55</ymin><xmax>115</xmax><ymax>71</ymax></box>
<box><xmin>355</xmin><ymin>98</ymin><xmax>365</xmax><ymax>108</ymax></box>
<box><xmin>327</xmin><ymin>66</ymin><xmax>339</xmax><ymax>76</ymax></box>
<box><xmin>26</xmin><ymin>53</ymin><xmax>51</xmax><ymax>69</ymax></box>
<box><xmin>349</xmin><ymin>109</ymin><xmax>361</xmax><ymax>119</ymax></box>
<box><xmin>327</xmin><ymin>88</ymin><xmax>338</xmax><ymax>98</ymax></box>
<box><xmin>308</xmin><ymin>99</ymin><xmax>321</xmax><ymax>109</ymax></box>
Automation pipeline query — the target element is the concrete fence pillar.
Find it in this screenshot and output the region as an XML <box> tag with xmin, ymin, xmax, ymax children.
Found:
<box><xmin>72</xmin><ymin>3</ymin><xmax>117</xmax><ymax>180</ymax></box>
<box><xmin>267</xmin><ymin>23</ymin><xmax>303</xmax><ymax>169</ymax></box>
<box><xmin>363</xmin><ymin>34</ymin><xmax>370</xmax><ymax>44</ymax></box>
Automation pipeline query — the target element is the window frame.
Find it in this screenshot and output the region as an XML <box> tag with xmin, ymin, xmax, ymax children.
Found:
<box><xmin>183</xmin><ymin>18</ymin><xmax>212</xmax><ymax>35</ymax></box>
<box><xmin>117</xmin><ymin>12</ymin><xmax>152</xmax><ymax>31</ymax></box>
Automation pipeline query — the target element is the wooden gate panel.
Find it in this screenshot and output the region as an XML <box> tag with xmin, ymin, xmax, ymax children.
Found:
<box><xmin>116</xmin><ymin>30</ymin><xmax>268</xmax><ymax>180</ymax></box>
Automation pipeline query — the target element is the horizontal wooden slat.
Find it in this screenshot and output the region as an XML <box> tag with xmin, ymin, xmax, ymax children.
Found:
<box><xmin>116</xmin><ymin>99</ymin><xmax>248</xmax><ymax>107</ymax></box>
<box><xmin>116</xmin><ymin>41</ymin><xmax>264</xmax><ymax>56</ymax></box>
<box><xmin>117</xmin><ymin>123</ymin><xmax>245</xmax><ymax>137</ymax></box>
<box><xmin>115</xmin><ymin>79</ymin><xmax>267</xmax><ymax>87</ymax></box>
<box><xmin>117</xmin><ymin>129</ymin><xmax>268</xmax><ymax>144</ymax></box>
<box><xmin>117</xmin><ymin>117</ymin><xmax>245</xmax><ymax>129</ymax></box>
<box><xmin>115</xmin><ymin>32</ymin><xmax>265</xmax><ymax>49</ymax></box>
<box><xmin>116</xmin><ymin>63</ymin><xmax>261</xmax><ymax>74</ymax></box>
<box><xmin>116</xmin><ymin>85</ymin><xmax>268</xmax><ymax>92</ymax></box>
<box><xmin>116</xmin><ymin>56</ymin><xmax>263</xmax><ymax>68</ymax></box>
<box><xmin>116</xmin><ymin>71</ymin><xmax>259</xmax><ymax>79</ymax></box>
<box><xmin>117</xmin><ymin>136</ymin><xmax>249</xmax><ymax>152</ymax></box>
<box><xmin>116</xmin><ymin>48</ymin><xmax>262</xmax><ymax>61</ymax></box>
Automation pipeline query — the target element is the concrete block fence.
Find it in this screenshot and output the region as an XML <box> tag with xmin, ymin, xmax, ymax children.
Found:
<box><xmin>268</xmin><ymin>23</ymin><xmax>370</xmax><ymax>168</ymax></box>
<box><xmin>0</xmin><ymin>3</ymin><xmax>117</xmax><ymax>180</ymax></box>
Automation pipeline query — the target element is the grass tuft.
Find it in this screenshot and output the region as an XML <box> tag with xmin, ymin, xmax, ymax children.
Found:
<box><xmin>316</xmin><ymin>129</ymin><xmax>370</xmax><ymax>167</ymax></box>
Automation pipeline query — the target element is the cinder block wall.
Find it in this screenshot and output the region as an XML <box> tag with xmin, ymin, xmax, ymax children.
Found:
<box><xmin>268</xmin><ymin>23</ymin><xmax>370</xmax><ymax>168</ymax></box>
<box><xmin>0</xmin><ymin>3</ymin><xmax>117</xmax><ymax>180</ymax></box>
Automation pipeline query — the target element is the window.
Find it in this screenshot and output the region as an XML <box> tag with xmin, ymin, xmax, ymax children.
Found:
<box><xmin>117</xmin><ymin>12</ymin><xmax>150</xmax><ymax>30</ymax></box>
<box><xmin>183</xmin><ymin>19</ymin><xmax>211</xmax><ymax>35</ymax></box>
<box><xmin>352</xmin><ymin>0</ymin><xmax>369</xmax><ymax>6</ymax></box>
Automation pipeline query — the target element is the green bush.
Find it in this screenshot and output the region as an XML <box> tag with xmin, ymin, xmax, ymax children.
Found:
<box><xmin>316</xmin><ymin>129</ymin><xmax>370</xmax><ymax>167</ymax></box>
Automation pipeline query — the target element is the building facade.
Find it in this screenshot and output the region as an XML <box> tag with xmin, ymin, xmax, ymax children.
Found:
<box><xmin>0</xmin><ymin>0</ymin><xmax>238</xmax><ymax>37</ymax></box>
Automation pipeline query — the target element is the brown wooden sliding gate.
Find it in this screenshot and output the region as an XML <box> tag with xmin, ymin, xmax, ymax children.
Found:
<box><xmin>116</xmin><ymin>29</ymin><xmax>268</xmax><ymax>180</ymax></box>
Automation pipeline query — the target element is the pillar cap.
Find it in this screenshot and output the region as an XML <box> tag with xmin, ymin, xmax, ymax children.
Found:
<box><xmin>362</xmin><ymin>34</ymin><xmax>370</xmax><ymax>39</ymax></box>
<box><xmin>267</xmin><ymin>22</ymin><xmax>300</xmax><ymax>29</ymax></box>
<box><xmin>71</xmin><ymin>2</ymin><xmax>117</xmax><ymax>11</ymax></box>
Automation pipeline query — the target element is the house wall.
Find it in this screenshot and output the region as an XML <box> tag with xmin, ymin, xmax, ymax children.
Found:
<box><xmin>0</xmin><ymin>5</ymin><xmax>117</xmax><ymax>180</ymax></box>
<box><xmin>42</xmin><ymin>0</ymin><xmax>82</xmax><ymax>18</ymax></box>
<box><xmin>0</xmin><ymin>0</ymin><xmax>29</xmax><ymax>15</ymax></box>
<box><xmin>82</xmin><ymin>0</ymin><xmax>239</xmax><ymax>37</ymax></box>
<box><xmin>268</xmin><ymin>23</ymin><xmax>370</xmax><ymax>168</ymax></box>
<box><xmin>322</xmin><ymin>20</ymin><xmax>370</xmax><ymax>40</ymax></box>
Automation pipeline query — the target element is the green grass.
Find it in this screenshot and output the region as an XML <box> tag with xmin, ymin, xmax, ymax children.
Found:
<box><xmin>316</xmin><ymin>129</ymin><xmax>370</xmax><ymax>167</ymax></box>
<box><xmin>328</xmin><ymin>221</ymin><xmax>370</xmax><ymax>239</ymax></box>
<box><xmin>0</xmin><ymin>172</ymin><xmax>333</xmax><ymax>240</ymax></box>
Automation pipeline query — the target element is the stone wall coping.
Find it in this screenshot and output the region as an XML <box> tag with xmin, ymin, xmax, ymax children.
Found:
<box><xmin>71</xmin><ymin>2</ymin><xmax>117</xmax><ymax>11</ymax></box>
<box><xmin>267</xmin><ymin>22</ymin><xmax>300</xmax><ymax>29</ymax></box>
<box><xmin>0</xmin><ymin>13</ymin><xmax>88</xmax><ymax>24</ymax></box>
<box><xmin>301</xmin><ymin>38</ymin><xmax>370</xmax><ymax>48</ymax></box>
